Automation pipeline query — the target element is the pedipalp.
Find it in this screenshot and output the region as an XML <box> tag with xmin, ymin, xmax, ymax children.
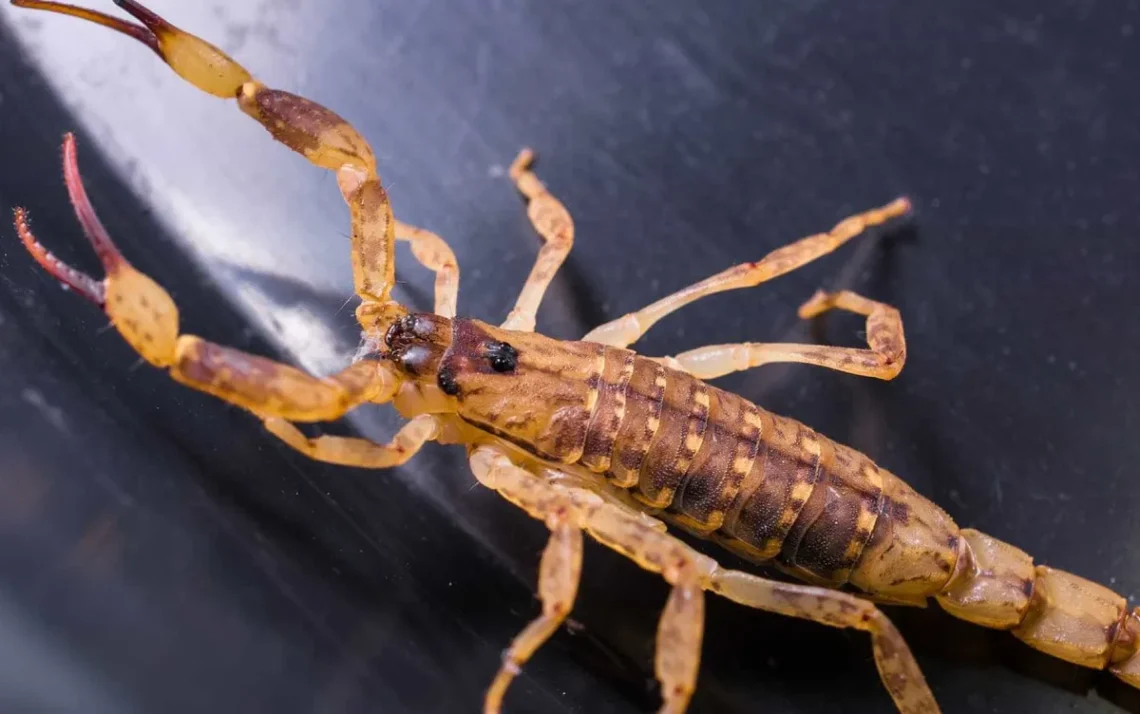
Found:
<box><xmin>13</xmin><ymin>0</ymin><xmax>399</xmax><ymax>313</ymax></box>
<box><xmin>12</xmin><ymin>115</ymin><xmax>398</xmax><ymax>423</ymax></box>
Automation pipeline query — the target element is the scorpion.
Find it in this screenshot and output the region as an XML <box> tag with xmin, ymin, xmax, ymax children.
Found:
<box><xmin>8</xmin><ymin>2</ymin><xmax>1140</xmax><ymax>713</ymax></box>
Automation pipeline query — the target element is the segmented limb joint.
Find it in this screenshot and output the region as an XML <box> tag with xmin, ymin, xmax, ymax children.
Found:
<box><xmin>13</xmin><ymin>133</ymin><xmax>398</xmax><ymax>424</ymax></box>
<box><xmin>395</xmin><ymin>220</ymin><xmax>460</xmax><ymax>319</ymax></box>
<box><xmin>12</xmin><ymin>0</ymin><xmax>399</xmax><ymax>314</ymax></box>
<box><xmin>265</xmin><ymin>414</ymin><xmax>440</xmax><ymax>468</ymax></box>
<box><xmin>664</xmin><ymin>289</ymin><xmax>906</xmax><ymax>381</ymax></box>
<box><xmin>582</xmin><ymin>198</ymin><xmax>911</xmax><ymax>352</ymax></box>
<box><xmin>501</xmin><ymin>149</ymin><xmax>575</xmax><ymax>332</ymax></box>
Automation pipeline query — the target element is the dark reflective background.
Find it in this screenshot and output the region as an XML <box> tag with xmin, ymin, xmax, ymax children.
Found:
<box><xmin>1</xmin><ymin>1</ymin><xmax>1138</xmax><ymax>713</ymax></box>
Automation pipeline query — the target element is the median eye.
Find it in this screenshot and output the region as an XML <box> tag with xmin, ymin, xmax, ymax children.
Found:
<box><xmin>485</xmin><ymin>340</ymin><xmax>518</xmax><ymax>373</ymax></box>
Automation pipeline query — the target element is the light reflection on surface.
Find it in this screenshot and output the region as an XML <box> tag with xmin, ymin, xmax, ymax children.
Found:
<box><xmin>0</xmin><ymin>0</ymin><xmax>551</xmax><ymax>619</ymax></box>
<box><xmin>2</xmin><ymin>2</ymin><xmax>372</xmax><ymax>348</ymax></box>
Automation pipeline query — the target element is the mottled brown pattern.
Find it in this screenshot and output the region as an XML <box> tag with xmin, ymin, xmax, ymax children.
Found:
<box><xmin>170</xmin><ymin>336</ymin><xmax>382</xmax><ymax>422</ymax></box>
<box><xmin>675</xmin><ymin>389</ymin><xmax>758</xmax><ymax>529</ymax></box>
<box><xmin>444</xmin><ymin>319</ymin><xmax>602</xmax><ymax>463</ymax></box>
<box><xmin>437</xmin><ymin>325</ymin><xmax>1140</xmax><ymax>690</ymax></box>
<box><xmin>28</xmin><ymin>1</ymin><xmax>1140</xmax><ymax>707</ymax></box>
<box><xmin>344</xmin><ymin>178</ymin><xmax>395</xmax><ymax>301</ymax></box>
<box><xmin>722</xmin><ymin>414</ymin><xmax>822</xmax><ymax>559</ymax></box>
<box><xmin>636</xmin><ymin>370</ymin><xmax>705</xmax><ymax>507</ymax></box>
<box><xmin>239</xmin><ymin>87</ymin><xmax>375</xmax><ymax>170</ymax></box>
<box><xmin>778</xmin><ymin>442</ymin><xmax>886</xmax><ymax>585</ymax></box>
<box><xmin>607</xmin><ymin>358</ymin><xmax>667</xmax><ymax>487</ymax></box>
<box><xmin>579</xmin><ymin>347</ymin><xmax>636</xmax><ymax>472</ymax></box>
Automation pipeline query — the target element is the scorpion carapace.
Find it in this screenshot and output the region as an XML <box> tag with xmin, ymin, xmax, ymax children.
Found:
<box><xmin>8</xmin><ymin>2</ymin><xmax>1139</xmax><ymax>713</ymax></box>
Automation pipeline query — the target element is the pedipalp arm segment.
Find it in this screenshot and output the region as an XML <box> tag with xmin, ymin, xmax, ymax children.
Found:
<box><xmin>13</xmin><ymin>133</ymin><xmax>398</xmax><ymax>423</ymax></box>
<box><xmin>13</xmin><ymin>0</ymin><xmax>399</xmax><ymax>312</ymax></box>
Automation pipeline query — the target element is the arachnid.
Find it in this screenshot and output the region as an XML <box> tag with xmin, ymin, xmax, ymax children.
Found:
<box><xmin>9</xmin><ymin>3</ymin><xmax>1140</xmax><ymax>714</ymax></box>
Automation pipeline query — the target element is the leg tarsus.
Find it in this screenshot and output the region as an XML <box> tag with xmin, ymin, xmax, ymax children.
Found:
<box><xmin>484</xmin><ymin>511</ymin><xmax>583</xmax><ymax>714</ymax></box>
<box><xmin>708</xmin><ymin>570</ymin><xmax>939</xmax><ymax>714</ymax></box>
<box><xmin>394</xmin><ymin>220</ymin><xmax>460</xmax><ymax>318</ymax></box>
<box><xmin>798</xmin><ymin>288</ymin><xmax>906</xmax><ymax>378</ymax></box>
<box><xmin>501</xmin><ymin>149</ymin><xmax>574</xmax><ymax>332</ymax></box>
<box><xmin>264</xmin><ymin>414</ymin><xmax>437</xmax><ymax>467</ymax></box>
<box><xmin>508</xmin><ymin>147</ymin><xmax>541</xmax><ymax>198</ymax></box>
<box><xmin>584</xmin><ymin>198</ymin><xmax>911</xmax><ymax>348</ymax></box>
<box><xmin>668</xmin><ymin>289</ymin><xmax>906</xmax><ymax>381</ymax></box>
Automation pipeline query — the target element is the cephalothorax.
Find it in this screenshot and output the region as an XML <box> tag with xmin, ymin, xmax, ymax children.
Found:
<box><xmin>10</xmin><ymin>3</ymin><xmax>1140</xmax><ymax>713</ymax></box>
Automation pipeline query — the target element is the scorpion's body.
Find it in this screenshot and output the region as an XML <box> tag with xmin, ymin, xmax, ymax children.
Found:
<box><xmin>394</xmin><ymin>311</ymin><xmax>1140</xmax><ymax>673</ymax></box>
<box><xmin>408</xmin><ymin>314</ymin><xmax>953</xmax><ymax>599</ymax></box>
<box><xmin>9</xmin><ymin>2</ymin><xmax>1140</xmax><ymax>713</ymax></box>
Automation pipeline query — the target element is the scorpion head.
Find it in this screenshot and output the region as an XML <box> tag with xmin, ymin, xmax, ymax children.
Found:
<box><xmin>435</xmin><ymin>318</ymin><xmax>601</xmax><ymax>462</ymax></box>
<box><xmin>378</xmin><ymin>313</ymin><xmax>600</xmax><ymax>462</ymax></box>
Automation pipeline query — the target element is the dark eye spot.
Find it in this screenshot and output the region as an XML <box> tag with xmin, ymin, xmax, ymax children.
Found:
<box><xmin>385</xmin><ymin>315</ymin><xmax>411</xmax><ymax>347</ymax></box>
<box><xmin>437</xmin><ymin>366</ymin><xmax>460</xmax><ymax>396</ymax></box>
<box><xmin>485</xmin><ymin>340</ymin><xmax>518</xmax><ymax>373</ymax></box>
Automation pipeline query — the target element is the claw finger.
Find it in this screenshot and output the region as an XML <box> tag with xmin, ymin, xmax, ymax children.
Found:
<box><xmin>13</xmin><ymin>206</ymin><xmax>106</xmax><ymax>306</ymax></box>
<box><xmin>9</xmin><ymin>0</ymin><xmax>158</xmax><ymax>52</ymax></box>
<box><xmin>61</xmin><ymin>133</ymin><xmax>126</xmax><ymax>274</ymax></box>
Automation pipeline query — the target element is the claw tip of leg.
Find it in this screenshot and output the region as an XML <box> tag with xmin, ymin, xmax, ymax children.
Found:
<box><xmin>509</xmin><ymin>147</ymin><xmax>536</xmax><ymax>178</ymax></box>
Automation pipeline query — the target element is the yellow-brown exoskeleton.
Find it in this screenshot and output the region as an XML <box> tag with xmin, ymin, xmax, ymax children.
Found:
<box><xmin>10</xmin><ymin>2</ymin><xmax>1140</xmax><ymax>714</ymax></box>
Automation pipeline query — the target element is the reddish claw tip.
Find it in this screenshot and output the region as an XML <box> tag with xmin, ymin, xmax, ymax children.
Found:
<box><xmin>10</xmin><ymin>133</ymin><xmax>128</xmax><ymax>308</ymax></box>
<box><xmin>13</xmin><ymin>206</ymin><xmax>106</xmax><ymax>306</ymax></box>
<box><xmin>112</xmin><ymin>0</ymin><xmax>164</xmax><ymax>30</ymax></box>
<box><xmin>112</xmin><ymin>0</ymin><xmax>176</xmax><ymax>44</ymax></box>
<box><xmin>61</xmin><ymin>133</ymin><xmax>126</xmax><ymax>274</ymax></box>
<box><xmin>10</xmin><ymin>0</ymin><xmax>160</xmax><ymax>53</ymax></box>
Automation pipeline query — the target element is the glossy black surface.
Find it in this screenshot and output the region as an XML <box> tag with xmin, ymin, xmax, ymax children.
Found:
<box><xmin>1</xmin><ymin>1</ymin><xmax>1138</xmax><ymax>713</ymax></box>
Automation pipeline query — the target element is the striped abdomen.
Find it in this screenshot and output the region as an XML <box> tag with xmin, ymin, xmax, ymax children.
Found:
<box><xmin>579</xmin><ymin>345</ymin><xmax>961</xmax><ymax>596</ymax></box>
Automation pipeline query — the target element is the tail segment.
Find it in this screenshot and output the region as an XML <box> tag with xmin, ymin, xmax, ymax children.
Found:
<box><xmin>936</xmin><ymin>528</ymin><xmax>1140</xmax><ymax>685</ymax></box>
